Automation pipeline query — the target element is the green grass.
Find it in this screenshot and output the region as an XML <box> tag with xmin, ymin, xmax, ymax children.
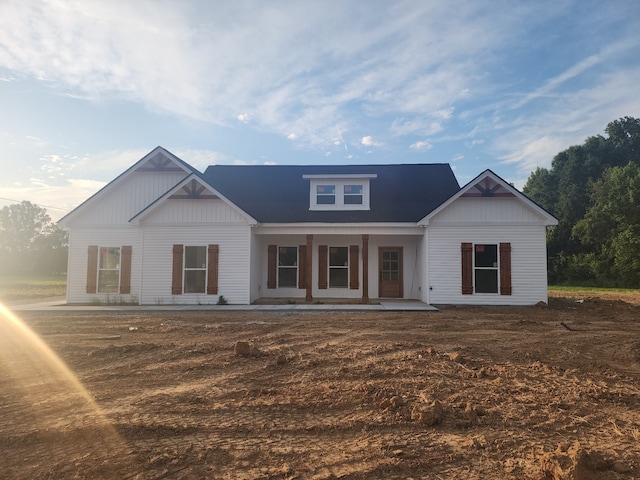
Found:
<box><xmin>0</xmin><ymin>275</ymin><xmax>67</xmax><ymax>303</ymax></box>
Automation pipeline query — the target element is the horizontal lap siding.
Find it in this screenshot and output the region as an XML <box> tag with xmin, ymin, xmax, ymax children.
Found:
<box><xmin>66</xmin><ymin>228</ymin><xmax>142</xmax><ymax>303</ymax></box>
<box><xmin>427</xmin><ymin>225</ymin><xmax>548</xmax><ymax>305</ymax></box>
<box><xmin>140</xmin><ymin>225</ymin><xmax>251</xmax><ymax>305</ymax></box>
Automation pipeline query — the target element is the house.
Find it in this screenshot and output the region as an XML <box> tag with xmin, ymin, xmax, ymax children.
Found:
<box><xmin>58</xmin><ymin>146</ymin><xmax>558</xmax><ymax>306</ymax></box>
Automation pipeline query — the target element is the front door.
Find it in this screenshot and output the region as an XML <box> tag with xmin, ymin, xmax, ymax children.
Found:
<box><xmin>379</xmin><ymin>247</ymin><xmax>403</xmax><ymax>298</ymax></box>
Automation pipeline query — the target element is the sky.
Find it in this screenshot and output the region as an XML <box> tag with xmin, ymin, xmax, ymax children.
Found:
<box><xmin>1</xmin><ymin>0</ymin><xmax>639</xmax><ymax>221</ymax></box>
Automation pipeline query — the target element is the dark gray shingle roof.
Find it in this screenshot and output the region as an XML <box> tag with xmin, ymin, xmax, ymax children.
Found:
<box><xmin>202</xmin><ymin>163</ymin><xmax>460</xmax><ymax>223</ymax></box>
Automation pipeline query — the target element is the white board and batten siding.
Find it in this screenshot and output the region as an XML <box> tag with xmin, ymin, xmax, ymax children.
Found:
<box><xmin>67</xmin><ymin>171</ymin><xmax>188</xmax><ymax>226</ymax></box>
<box><xmin>139</xmin><ymin>197</ymin><xmax>252</xmax><ymax>305</ymax></box>
<box><xmin>426</xmin><ymin>196</ymin><xmax>551</xmax><ymax>306</ymax></box>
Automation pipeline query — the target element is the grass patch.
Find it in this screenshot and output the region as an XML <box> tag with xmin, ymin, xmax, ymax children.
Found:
<box><xmin>549</xmin><ymin>285</ymin><xmax>640</xmax><ymax>305</ymax></box>
<box><xmin>0</xmin><ymin>275</ymin><xmax>67</xmax><ymax>303</ymax></box>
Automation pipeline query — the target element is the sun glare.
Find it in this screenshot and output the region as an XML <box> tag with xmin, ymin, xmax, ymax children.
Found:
<box><xmin>0</xmin><ymin>302</ymin><xmax>135</xmax><ymax>478</ymax></box>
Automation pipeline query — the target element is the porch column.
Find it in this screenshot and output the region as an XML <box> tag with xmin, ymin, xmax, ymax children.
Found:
<box><xmin>362</xmin><ymin>234</ymin><xmax>369</xmax><ymax>303</ymax></box>
<box><xmin>305</xmin><ymin>234</ymin><xmax>313</xmax><ymax>302</ymax></box>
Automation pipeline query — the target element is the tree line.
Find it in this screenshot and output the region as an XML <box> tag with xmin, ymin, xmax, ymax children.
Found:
<box><xmin>0</xmin><ymin>201</ymin><xmax>68</xmax><ymax>277</ymax></box>
<box><xmin>523</xmin><ymin>116</ymin><xmax>640</xmax><ymax>287</ymax></box>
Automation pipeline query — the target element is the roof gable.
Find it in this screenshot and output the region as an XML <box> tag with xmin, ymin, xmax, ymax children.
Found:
<box><xmin>58</xmin><ymin>147</ymin><xmax>197</xmax><ymax>227</ymax></box>
<box><xmin>129</xmin><ymin>174</ymin><xmax>256</xmax><ymax>224</ymax></box>
<box><xmin>418</xmin><ymin>169</ymin><xmax>558</xmax><ymax>226</ymax></box>
<box><xmin>202</xmin><ymin>163</ymin><xmax>460</xmax><ymax>223</ymax></box>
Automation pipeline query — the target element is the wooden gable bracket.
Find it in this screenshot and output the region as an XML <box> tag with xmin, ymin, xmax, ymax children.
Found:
<box><xmin>136</xmin><ymin>153</ymin><xmax>185</xmax><ymax>172</ymax></box>
<box><xmin>169</xmin><ymin>179</ymin><xmax>219</xmax><ymax>200</ymax></box>
<box><xmin>462</xmin><ymin>177</ymin><xmax>515</xmax><ymax>198</ymax></box>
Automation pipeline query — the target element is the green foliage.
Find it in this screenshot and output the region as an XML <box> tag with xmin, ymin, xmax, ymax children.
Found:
<box><xmin>0</xmin><ymin>201</ymin><xmax>68</xmax><ymax>276</ymax></box>
<box><xmin>524</xmin><ymin>116</ymin><xmax>640</xmax><ymax>286</ymax></box>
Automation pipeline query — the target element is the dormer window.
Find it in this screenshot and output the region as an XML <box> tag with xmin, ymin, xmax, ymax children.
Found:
<box><xmin>304</xmin><ymin>174</ymin><xmax>376</xmax><ymax>211</ymax></box>
<box><xmin>344</xmin><ymin>185</ymin><xmax>363</xmax><ymax>205</ymax></box>
<box><xmin>316</xmin><ymin>185</ymin><xmax>336</xmax><ymax>205</ymax></box>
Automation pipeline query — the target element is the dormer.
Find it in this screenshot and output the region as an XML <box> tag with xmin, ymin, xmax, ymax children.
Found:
<box><xmin>303</xmin><ymin>173</ymin><xmax>377</xmax><ymax>211</ymax></box>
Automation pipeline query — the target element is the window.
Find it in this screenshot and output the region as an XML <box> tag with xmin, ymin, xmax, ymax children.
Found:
<box><xmin>184</xmin><ymin>246</ymin><xmax>207</xmax><ymax>293</ymax></box>
<box><xmin>329</xmin><ymin>246</ymin><xmax>349</xmax><ymax>288</ymax></box>
<box><xmin>344</xmin><ymin>185</ymin><xmax>363</xmax><ymax>205</ymax></box>
<box><xmin>278</xmin><ymin>246</ymin><xmax>298</xmax><ymax>287</ymax></box>
<box><xmin>98</xmin><ymin>247</ymin><xmax>120</xmax><ymax>293</ymax></box>
<box><xmin>316</xmin><ymin>185</ymin><xmax>335</xmax><ymax>205</ymax></box>
<box><xmin>304</xmin><ymin>174</ymin><xmax>376</xmax><ymax>211</ymax></box>
<box><xmin>474</xmin><ymin>244</ymin><xmax>498</xmax><ymax>293</ymax></box>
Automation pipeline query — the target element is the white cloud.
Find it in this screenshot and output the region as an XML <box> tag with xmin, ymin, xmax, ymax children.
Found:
<box><xmin>409</xmin><ymin>140</ymin><xmax>432</xmax><ymax>151</ymax></box>
<box><xmin>286</xmin><ymin>133</ymin><xmax>298</xmax><ymax>141</ymax></box>
<box><xmin>361</xmin><ymin>136</ymin><xmax>382</xmax><ymax>147</ymax></box>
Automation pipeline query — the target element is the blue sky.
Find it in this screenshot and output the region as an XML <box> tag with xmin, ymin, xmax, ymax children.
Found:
<box><xmin>1</xmin><ymin>0</ymin><xmax>639</xmax><ymax>221</ymax></box>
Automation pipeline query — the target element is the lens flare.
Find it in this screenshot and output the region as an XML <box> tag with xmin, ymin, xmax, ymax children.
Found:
<box><xmin>0</xmin><ymin>303</ymin><xmax>136</xmax><ymax>478</ymax></box>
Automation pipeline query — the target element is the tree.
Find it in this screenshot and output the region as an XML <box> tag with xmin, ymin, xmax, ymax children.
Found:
<box><xmin>0</xmin><ymin>201</ymin><xmax>68</xmax><ymax>276</ymax></box>
<box><xmin>572</xmin><ymin>163</ymin><xmax>640</xmax><ymax>286</ymax></box>
<box><xmin>523</xmin><ymin>116</ymin><xmax>640</xmax><ymax>285</ymax></box>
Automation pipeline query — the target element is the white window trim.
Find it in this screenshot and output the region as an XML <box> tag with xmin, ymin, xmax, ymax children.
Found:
<box><xmin>328</xmin><ymin>245</ymin><xmax>349</xmax><ymax>288</ymax></box>
<box><xmin>278</xmin><ymin>246</ymin><xmax>298</xmax><ymax>288</ymax></box>
<box><xmin>473</xmin><ymin>243</ymin><xmax>499</xmax><ymax>295</ymax></box>
<box><xmin>305</xmin><ymin>176</ymin><xmax>375</xmax><ymax>211</ymax></box>
<box><xmin>183</xmin><ymin>245</ymin><xmax>207</xmax><ymax>294</ymax></box>
<box><xmin>98</xmin><ymin>246</ymin><xmax>121</xmax><ymax>293</ymax></box>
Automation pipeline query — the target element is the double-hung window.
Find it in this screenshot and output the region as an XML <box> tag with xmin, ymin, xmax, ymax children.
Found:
<box><xmin>474</xmin><ymin>244</ymin><xmax>498</xmax><ymax>293</ymax></box>
<box><xmin>98</xmin><ymin>247</ymin><xmax>120</xmax><ymax>293</ymax></box>
<box><xmin>278</xmin><ymin>246</ymin><xmax>298</xmax><ymax>287</ymax></box>
<box><xmin>343</xmin><ymin>185</ymin><xmax>363</xmax><ymax>205</ymax></box>
<box><xmin>329</xmin><ymin>246</ymin><xmax>349</xmax><ymax>288</ymax></box>
<box><xmin>316</xmin><ymin>185</ymin><xmax>336</xmax><ymax>205</ymax></box>
<box><xmin>184</xmin><ymin>246</ymin><xmax>207</xmax><ymax>293</ymax></box>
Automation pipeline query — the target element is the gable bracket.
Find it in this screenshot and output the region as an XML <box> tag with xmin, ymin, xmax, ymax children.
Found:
<box><xmin>169</xmin><ymin>179</ymin><xmax>219</xmax><ymax>200</ymax></box>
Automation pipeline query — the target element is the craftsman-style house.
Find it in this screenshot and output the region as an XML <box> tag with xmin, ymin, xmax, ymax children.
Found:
<box><xmin>58</xmin><ymin>147</ymin><xmax>557</xmax><ymax>305</ymax></box>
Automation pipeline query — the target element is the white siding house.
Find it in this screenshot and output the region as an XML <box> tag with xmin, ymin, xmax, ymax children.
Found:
<box><xmin>58</xmin><ymin>147</ymin><xmax>557</xmax><ymax>306</ymax></box>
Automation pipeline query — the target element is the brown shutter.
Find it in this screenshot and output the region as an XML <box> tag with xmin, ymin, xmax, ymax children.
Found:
<box><xmin>318</xmin><ymin>245</ymin><xmax>328</xmax><ymax>289</ymax></box>
<box><xmin>500</xmin><ymin>242</ymin><xmax>512</xmax><ymax>295</ymax></box>
<box><xmin>172</xmin><ymin>244</ymin><xmax>184</xmax><ymax>295</ymax></box>
<box><xmin>119</xmin><ymin>246</ymin><xmax>132</xmax><ymax>294</ymax></box>
<box><xmin>349</xmin><ymin>245</ymin><xmax>359</xmax><ymax>289</ymax></box>
<box><xmin>461</xmin><ymin>243</ymin><xmax>473</xmax><ymax>295</ymax></box>
<box><xmin>86</xmin><ymin>245</ymin><xmax>98</xmax><ymax>294</ymax></box>
<box><xmin>267</xmin><ymin>245</ymin><xmax>277</xmax><ymax>289</ymax></box>
<box><xmin>298</xmin><ymin>245</ymin><xmax>307</xmax><ymax>289</ymax></box>
<box><xmin>207</xmin><ymin>244</ymin><xmax>219</xmax><ymax>295</ymax></box>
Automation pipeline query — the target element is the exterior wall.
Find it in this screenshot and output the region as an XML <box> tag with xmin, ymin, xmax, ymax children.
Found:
<box><xmin>139</xmin><ymin>224</ymin><xmax>251</xmax><ymax>305</ymax></box>
<box><xmin>141</xmin><ymin>198</ymin><xmax>248</xmax><ymax>224</ymax></box>
<box><xmin>427</xmin><ymin>224</ymin><xmax>549</xmax><ymax>305</ymax></box>
<box><xmin>428</xmin><ymin>197</ymin><xmax>546</xmax><ymax>226</ymax></box>
<box><xmin>254</xmin><ymin>233</ymin><xmax>422</xmax><ymax>301</ymax></box>
<box><xmin>66</xmin><ymin>227</ymin><xmax>142</xmax><ymax>304</ymax></box>
<box><xmin>67</xmin><ymin>171</ymin><xmax>187</xmax><ymax>226</ymax></box>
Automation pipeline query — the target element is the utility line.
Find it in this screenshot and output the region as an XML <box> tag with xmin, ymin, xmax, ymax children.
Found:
<box><xmin>0</xmin><ymin>196</ymin><xmax>72</xmax><ymax>212</ymax></box>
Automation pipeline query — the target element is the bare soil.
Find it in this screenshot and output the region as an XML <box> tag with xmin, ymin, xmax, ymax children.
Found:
<box><xmin>2</xmin><ymin>296</ymin><xmax>640</xmax><ymax>479</ymax></box>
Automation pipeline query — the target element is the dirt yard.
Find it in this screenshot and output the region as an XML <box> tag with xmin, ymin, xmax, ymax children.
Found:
<box><xmin>2</xmin><ymin>295</ymin><xmax>640</xmax><ymax>479</ymax></box>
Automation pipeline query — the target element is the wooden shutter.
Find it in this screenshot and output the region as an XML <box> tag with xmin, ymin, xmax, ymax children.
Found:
<box><xmin>298</xmin><ymin>245</ymin><xmax>307</xmax><ymax>289</ymax></box>
<box><xmin>349</xmin><ymin>245</ymin><xmax>359</xmax><ymax>289</ymax></box>
<box><xmin>119</xmin><ymin>246</ymin><xmax>132</xmax><ymax>294</ymax></box>
<box><xmin>207</xmin><ymin>244</ymin><xmax>219</xmax><ymax>295</ymax></box>
<box><xmin>318</xmin><ymin>245</ymin><xmax>328</xmax><ymax>289</ymax></box>
<box><xmin>172</xmin><ymin>244</ymin><xmax>184</xmax><ymax>295</ymax></box>
<box><xmin>461</xmin><ymin>243</ymin><xmax>473</xmax><ymax>295</ymax></box>
<box><xmin>267</xmin><ymin>245</ymin><xmax>277</xmax><ymax>289</ymax></box>
<box><xmin>86</xmin><ymin>245</ymin><xmax>98</xmax><ymax>294</ymax></box>
<box><xmin>500</xmin><ymin>242</ymin><xmax>512</xmax><ymax>295</ymax></box>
